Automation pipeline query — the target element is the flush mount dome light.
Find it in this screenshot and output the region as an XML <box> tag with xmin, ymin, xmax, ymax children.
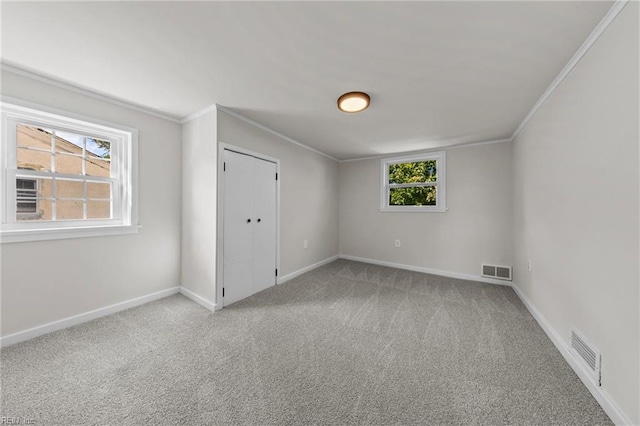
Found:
<box><xmin>337</xmin><ymin>91</ymin><xmax>370</xmax><ymax>113</ymax></box>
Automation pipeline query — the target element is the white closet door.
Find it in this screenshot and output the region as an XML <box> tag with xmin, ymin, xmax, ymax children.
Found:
<box><xmin>222</xmin><ymin>149</ymin><xmax>277</xmax><ymax>307</ymax></box>
<box><xmin>223</xmin><ymin>150</ymin><xmax>255</xmax><ymax>306</ymax></box>
<box><xmin>252</xmin><ymin>158</ymin><xmax>277</xmax><ymax>294</ymax></box>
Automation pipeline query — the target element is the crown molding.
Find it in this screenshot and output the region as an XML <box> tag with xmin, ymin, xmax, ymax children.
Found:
<box><xmin>216</xmin><ymin>105</ymin><xmax>340</xmax><ymax>162</ymax></box>
<box><xmin>510</xmin><ymin>0</ymin><xmax>629</xmax><ymax>140</ymax></box>
<box><xmin>180</xmin><ymin>103</ymin><xmax>218</xmax><ymax>124</ymax></box>
<box><xmin>339</xmin><ymin>137</ymin><xmax>513</xmax><ymax>163</ymax></box>
<box><xmin>1</xmin><ymin>63</ymin><xmax>182</xmax><ymax>124</ymax></box>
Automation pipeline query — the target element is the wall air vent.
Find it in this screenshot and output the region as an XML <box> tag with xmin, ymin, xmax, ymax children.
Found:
<box><xmin>481</xmin><ymin>264</ymin><xmax>512</xmax><ymax>281</ymax></box>
<box><xmin>570</xmin><ymin>329</ymin><xmax>601</xmax><ymax>386</ymax></box>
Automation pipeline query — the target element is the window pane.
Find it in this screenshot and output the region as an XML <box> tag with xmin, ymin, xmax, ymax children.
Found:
<box><xmin>16</xmin><ymin>178</ymin><xmax>36</xmax><ymax>191</ymax></box>
<box><xmin>56</xmin><ymin>179</ymin><xmax>83</xmax><ymax>199</ymax></box>
<box><xmin>388</xmin><ymin>160</ymin><xmax>437</xmax><ymax>184</ymax></box>
<box><xmin>16</xmin><ymin>178</ymin><xmax>37</xmax><ymax>213</ymax></box>
<box><xmin>17</xmin><ymin>200</ymin><xmax>37</xmax><ymax>213</ymax></box>
<box><xmin>56</xmin><ymin>200</ymin><xmax>84</xmax><ymax>220</ymax></box>
<box><xmin>389</xmin><ymin>186</ymin><xmax>437</xmax><ymax>206</ymax></box>
<box><xmin>17</xmin><ymin>124</ymin><xmax>53</xmax><ymax>149</ymax></box>
<box><xmin>55</xmin><ymin>153</ymin><xmax>83</xmax><ymax>175</ymax></box>
<box><xmin>86</xmin><ymin>156</ymin><xmax>110</xmax><ymax>177</ymax></box>
<box><xmin>17</xmin><ymin>147</ymin><xmax>51</xmax><ymax>172</ymax></box>
<box><xmin>17</xmin><ymin>199</ymin><xmax>52</xmax><ymax>221</ymax></box>
<box><xmin>87</xmin><ymin>181</ymin><xmax>111</xmax><ymax>199</ymax></box>
<box><xmin>14</xmin><ymin>174</ymin><xmax>56</xmax><ymax>227</ymax></box>
<box><xmin>16</xmin><ymin>176</ymin><xmax>53</xmax><ymax>199</ymax></box>
<box><xmin>38</xmin><ymin>177</ymin><xmax>54</xmax><ymax>199</ymax></box>
<box><xmin>87</xmin><ymin>200</ymin><xmax>111</xmax><ymax>219</ymax></box>
<box><xmin>40</xmin><ymin>200</ymin><xmax>54</xmax><ymax>220</ymax></box>
<box><xmin>86</xmin><ymin>138</ymin><xmax>110</xmax><ymax>158</ymax></box>
<box><xmin>54</xmin><ymin>130</ymin><xmax>84</xmax><ymax>154</ymax></box>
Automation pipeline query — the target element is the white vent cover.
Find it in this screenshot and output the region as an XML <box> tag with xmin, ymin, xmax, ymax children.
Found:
<box><xmin>570</xmin><ymin>329</ymin><xmax>601</xmax><ymax>386</ymax></box>
<box><xmin>481</xmin><ymin>264</ymin><xmax>512</xmax><ymax>281</ymax></box>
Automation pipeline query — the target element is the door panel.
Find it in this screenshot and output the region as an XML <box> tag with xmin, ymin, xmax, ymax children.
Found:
<box><xmin>252</xmin><ymin>158</ymin><xmax>277</xmax><ymax>293</ymax></box>
<box><xmin>222</xmin><ymin>149</ymin><xmax>277</xmax><ymax>307</ymax></box>
<box><xmin>223</xmin><ymin>150</ymin><xmax>255</xmax><ymax>307</ymax></box>
<box><xmin>222</xmin><ymin>261</ymin><xmax>253</xmax><ymax>306</ymax></box>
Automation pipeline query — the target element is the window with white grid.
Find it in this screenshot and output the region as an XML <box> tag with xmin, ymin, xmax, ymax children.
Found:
<box><xmin>380</xmin><ymin>151</ymin><xmax>447</xmax><ymax>212</ymax></box>
<box><xmin>1</xmin><ymin>101</ymin><xmax>137</xmax><ymax>242</ymax></box>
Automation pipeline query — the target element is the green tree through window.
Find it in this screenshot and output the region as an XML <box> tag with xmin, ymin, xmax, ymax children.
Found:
<box><xmin>388</xmin><ymin>160</ymin><xmax>437</xmax><ymax>206</ymax></box>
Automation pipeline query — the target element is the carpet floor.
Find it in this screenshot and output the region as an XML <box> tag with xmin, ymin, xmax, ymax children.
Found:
<box><xmin>1</xmin><ymin>260</ymin><xmax>612</xmax><ymax>425</ymax></box>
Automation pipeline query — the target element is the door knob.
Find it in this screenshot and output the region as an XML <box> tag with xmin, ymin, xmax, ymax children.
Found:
<box><xmin>247</xmin><ymin>219</ymin><xmax>251</xmax><ymax>223</ymax></box>
<box><xmin>257</xmin><ymin>218</ymin><xmax>261</xmax><ymax>223</ymax></box>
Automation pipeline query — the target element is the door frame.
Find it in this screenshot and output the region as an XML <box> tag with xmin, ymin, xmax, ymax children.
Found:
<box><xmin>216</xmin><ymin>142</ymin><xmax>281</xmax><ymax>308</ymax></box>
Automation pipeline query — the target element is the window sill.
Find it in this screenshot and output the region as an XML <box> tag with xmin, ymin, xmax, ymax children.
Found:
<box><xmin>0</xmin><ymin>224</ymin><xmax>141</xmax><ymax>244</ymax></box>
<box><xmin>380</xmin><ymin>207</ymin><xmax>448</xmax><ymax>213</ymax></box>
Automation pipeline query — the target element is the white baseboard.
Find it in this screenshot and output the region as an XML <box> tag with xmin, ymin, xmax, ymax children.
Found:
<box><xmin>338</xmin><ymin>254</ymin><xmax>512</xmax><ymax>286</ymax></box>
<box><xmin>511</xmin><ymin>284</ymin><xmax>632</xmax><ymax>426</ymax></box>
<box><xmin>0</xmin><ymin>286</ymin><xmax>180</xmax><ymax>347</ymax></box>
<box><xmin>277</xmin><ymin>255</ymin><xmax>340</xmax><ymax>284</ymax></box>
<box><xmin>179</xmin><ymin>287</ymin><xmax>219</xmax><ymax>312</ymax></box>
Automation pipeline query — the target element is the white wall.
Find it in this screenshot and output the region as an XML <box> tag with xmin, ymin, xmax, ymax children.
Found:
<box><xmin>217</xmin><ymin>109</ymin><xmax>339</xmax><ymax>279</ymax></box>
<box><xmin>339</xmin><ymin>142</ymin><xmax>513</xmax><ymax>279</ymax></box>
<box><xmin>181</xmin><ymin>109</ymin><xmax>218</xmax><ymax>304</ymax></box>
<box><xmin>0</xmin><ymin>69</ymin><xmax>182</xmax><ymax>337</ymax></box>
<box><xmin>512</xmin><ymin>3</ymin><xmax>639</xmax><ymax>424</ymax></box>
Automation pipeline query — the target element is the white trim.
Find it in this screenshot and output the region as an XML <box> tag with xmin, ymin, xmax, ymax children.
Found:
<box><xmin>380</xmin><ymin>207</ymin><xmax>448</xmax><ymax>213</ymax></box>
<box><xmin>180</xmin><ymin>103</ymin><xmax>218</xmax><ymax>124</ymax></box>
<box><xmin>216</xmin><ymin>105</ymin><xmax>339</xmax><ymax>162</ymax></box>
<box><xmin>277</xmin><ymin>255</ymin><xmax>340</xmax><ymax>285</ymax></box>
<box><xmin>338</xmin><ymin>255</ymin><xmax>512</xmax><ymax>286</ymax></box>
<box><xmin>217</xmin><ymin>142</ymin><xmax>281</xmax><ymax>308</ymax></box>
<box><xmin>0</xmin><ymin>286</ymin><xmax>180</xmax><ymax>347</ymax></box>
<box><xmin>219</xmin><ymin>142</ymin><xmax>280</xmax><ymax>165</ymax></box>
<box><xmin>1</xmin><ymin>63</ymin><xmax>181</xmax><ymax>124</ymax></box>
<box><xmin>511</xmin><ymin>284</ymin><xmax>632</xmax><ymax>426</ymax></box>
<box><xmin>1</xmin><ymin>224</ymin><xmax>140</xmax><ymax>243</ymax></box>
<box><xmin>0</xmin><ymin>97</ymin><xmax>139</xmax><ymax>137</ymax></box>
<box><xmin>216</xmin><ymin>144</ymin><xmax>225</xmax><ymax>307</ymax></box>
<box><xmin>179</xmin><ymin>287</ymin><xmax>219</xmax><ymax>312</ymax></box>
<box><xmin>341</xmin><ymin>138</ymin><xmax>512</xmax><ymax>163</ymax></box>
<box><xmin>510</xmin><ymin>0</ymin><xmax>629</xmax><ymax>140</ymax></box>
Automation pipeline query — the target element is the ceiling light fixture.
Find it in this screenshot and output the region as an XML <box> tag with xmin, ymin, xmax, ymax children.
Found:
<box><xmin>337</xmin><ymin>92</ymin><xmax>370</xmax><ymax>113</ymax></box>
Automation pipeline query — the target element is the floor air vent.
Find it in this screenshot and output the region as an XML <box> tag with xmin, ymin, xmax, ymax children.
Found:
<box><xmin>570</xmin><ymin>329</ymin><xmax>601</xmax><ymax>386</ymax></box>
<box><xmin>481</xmin><ymin>264</ymin><xmax>512</xmax><ymax>281</ymax></box>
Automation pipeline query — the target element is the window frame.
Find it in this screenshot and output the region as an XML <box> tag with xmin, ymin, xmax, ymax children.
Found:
<box><xmin>1</xmin><ymin>99</ymin><xmax>139</xmax><ymax>243</ymax></box>
<box><xmin>380</xmin><ymin>151</ymin><xmax>447</xmax><ymax>212</ymax></box>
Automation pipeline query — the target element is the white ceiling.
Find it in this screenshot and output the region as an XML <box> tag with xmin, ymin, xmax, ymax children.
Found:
<box><xmin>1</xmin><ymin>1</ymin><xmax>613</xmax><ymax>160</ymax></box>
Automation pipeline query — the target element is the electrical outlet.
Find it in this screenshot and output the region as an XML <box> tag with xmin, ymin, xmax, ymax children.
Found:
<box><xmin>527</xmin><ymin>259</ymin><xmax>532</xmax><ymax>272</ymax></box>
<box><xmin>394</xmin><ymin>239</ymin><xmax>401</xmax><ymax>248</ymax></box>
<box><xmin>303</xmin><ymin>239</ymin><xmax>308</xmax><ymax>250</ymax></box>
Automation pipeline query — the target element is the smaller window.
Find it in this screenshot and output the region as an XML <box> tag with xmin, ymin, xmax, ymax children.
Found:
<box><xmin>380</xmin><ymin>151</ymin><xmax>447</xmax><ymax>212</ymax></box>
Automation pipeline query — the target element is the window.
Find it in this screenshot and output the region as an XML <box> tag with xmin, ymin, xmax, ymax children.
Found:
<box><xmin>1</xmin><ymin>101</ymin><xmax>138</xmax><ymax>242</ymax></box>
<box><xmin>380</xmin><ymin>151</ymin><xmax>446</xmax><ymax>212</ymax></box>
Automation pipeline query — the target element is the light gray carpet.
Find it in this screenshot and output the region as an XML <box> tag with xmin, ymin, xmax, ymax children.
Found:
<box><xmin>1</xmin><ymin>260</ymin><xmax>612</xmax><ymax>425</ymax></box>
